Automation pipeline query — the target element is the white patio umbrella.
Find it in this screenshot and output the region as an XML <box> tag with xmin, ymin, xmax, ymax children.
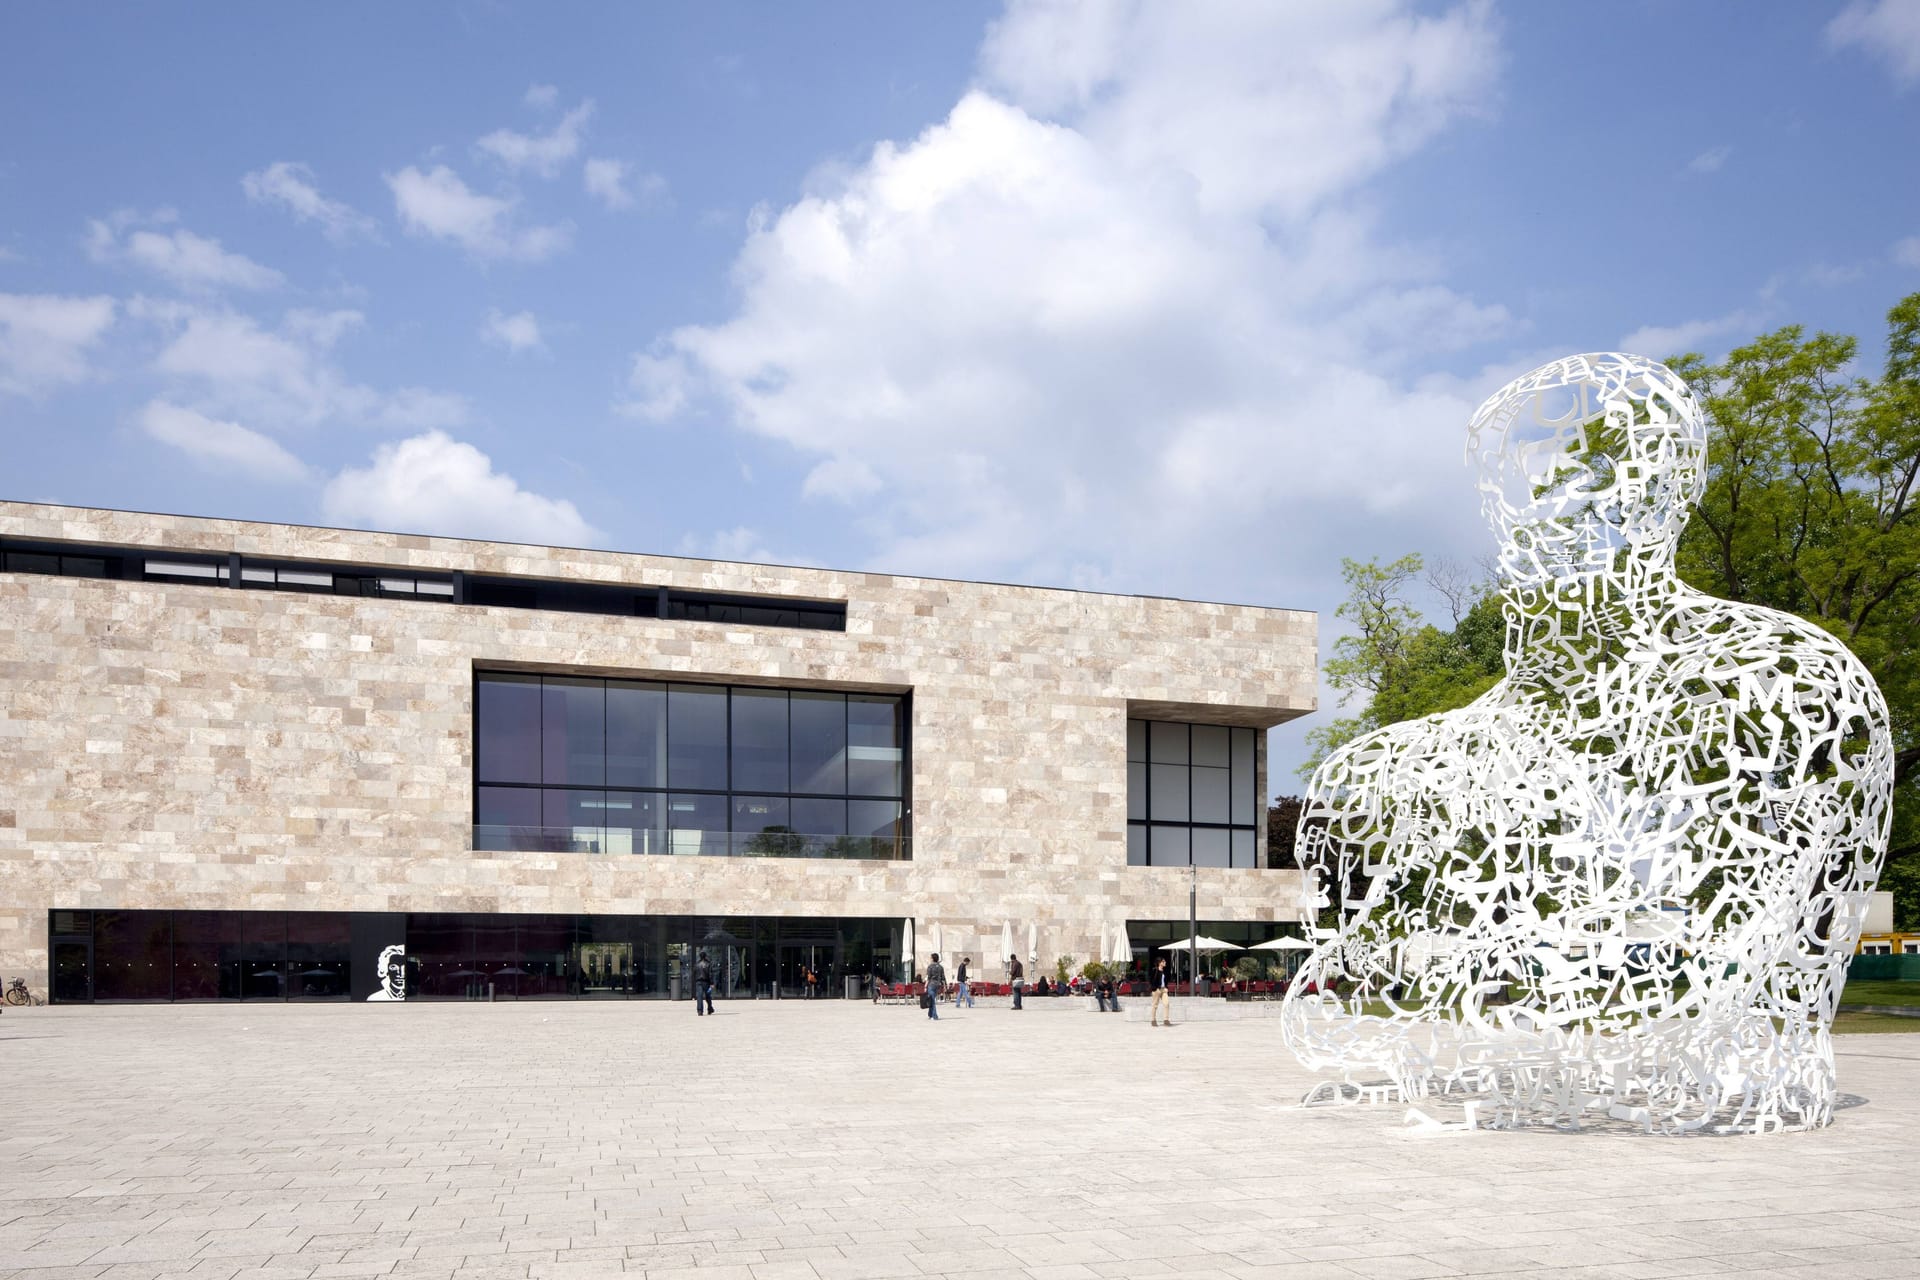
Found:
<box><xmin>926</xmin><ymin>920</ymin><xmax>943</xmax><ymax>963</ymax></box>
<box><xmin>1108</xmin><ymin>921</ymin><xmax>1133</xmax><ymax>965</ymax></box>
<box><xmin>1163</xmin><ymin>934</ymin><xmax>1243</xmax><ymax>953</ymax></box>
<box><xmin>1001</xmin><ymin>921</ymin><xmax>1014</xmax><ymax>972</ymax></box>
<box><xmin>1162</xmin><ymin>934</ymin><xmax>1241</xmax><ymax>982</ymax></box>
<box><xmin>1251</xmin><ymin>934</ymin><xmax>1314</xmax><ymax>978</ymax></box>
<box><xmin>901</xmin><ymin>917</ymin><xmax>915</xmax><ymax>979</ymax></box>
<box><xmin>1027</xmin><ymin>921</ymin><xmax>1039</xmax><ymax>966</ymax></box>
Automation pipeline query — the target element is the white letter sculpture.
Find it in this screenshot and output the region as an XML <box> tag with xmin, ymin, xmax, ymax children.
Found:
<box><xmin>1281</xmin><ymin>353</ymin><xmax>1893</xmax><ymax>1134</ymax></box>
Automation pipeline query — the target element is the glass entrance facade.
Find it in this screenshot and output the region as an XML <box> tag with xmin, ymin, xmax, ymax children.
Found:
<box><xmin>49</xmin><ymin>909</ymin><xmax>906</xmax><ymax>1003</ymax></box>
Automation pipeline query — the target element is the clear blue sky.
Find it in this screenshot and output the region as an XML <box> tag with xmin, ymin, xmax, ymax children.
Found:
<box><xmin>4</xmin><ymin>1</ymin><xmax>1918</xmax><ymax>784</ymax></box>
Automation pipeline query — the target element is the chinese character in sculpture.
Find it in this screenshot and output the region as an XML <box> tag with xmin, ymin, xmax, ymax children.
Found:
<box><xmin>1281</xmin><ymin>353</ymin><xmax>1894</xmax><ymax>1133</ymax></box>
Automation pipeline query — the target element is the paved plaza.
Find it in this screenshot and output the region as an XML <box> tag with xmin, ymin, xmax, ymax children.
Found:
<box><xmin>4</xmin><ymin>1001</ymin><xmax>1919</xmax><ymax>1280</ymax></box>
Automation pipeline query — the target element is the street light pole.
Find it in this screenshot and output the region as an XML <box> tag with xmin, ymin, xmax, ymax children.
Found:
<box><xmin>1188</xmin><ymin>862</ymin><xmax>1198</xmax><ymax>1014</ymax></box>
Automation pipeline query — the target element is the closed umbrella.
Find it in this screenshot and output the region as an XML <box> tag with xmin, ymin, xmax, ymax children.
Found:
<box><xmin>926</xmin><ymin>920</ymin><xmax>942</xmax><ymax>963</ymax></box>
<box><xmin>1027</xmin><ymin>921</ymin><xmax>1039</xmax><ymax>967</ymax></box>
<box><xmin>1001</xmin><ymin>921</ymin><xmax>1015</xmax><ymax>973</ymax></box>
<box><xmin>902</xmin><ymin>917</ymin><xmax>915</xmax><ymax>980</ymax></box>
<box><xmin>1108</xmin><ymin>921</ymin><xmax>1133</xmax><ymax>965</ymax></box>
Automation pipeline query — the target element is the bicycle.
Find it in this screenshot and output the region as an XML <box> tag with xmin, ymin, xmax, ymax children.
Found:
<box><xmin>4</xmin><ymin>977</ymin><xmax>42</xmax><ymax>1007</ymax></box>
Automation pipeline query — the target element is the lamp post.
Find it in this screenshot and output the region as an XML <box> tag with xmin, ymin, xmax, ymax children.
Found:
<box><xmin>1188</xmin><ymin>862</ymin><xmax>1198</xmax><ymax>1010</ymax></box>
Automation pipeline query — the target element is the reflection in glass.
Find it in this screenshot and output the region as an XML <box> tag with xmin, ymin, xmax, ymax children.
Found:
<box><xmin>733</xmin><ymin>795</ymin><xmax>794</xmax><ymax>856</ymax></box>
<box><xmin>606</xmin><ymin>681</ymin><xmax>666</xmax><ymax>788</ymax></box>
<box><xmin>669</xmin><ymin>793</ymin><xmax>728</xmax><ymax>855</ymax></box>
<box><xmin>731</xmin><ymin>689</ymin><xmax>789</xmax><ymax>792</ymax></box>
<box><xmin>668</xmin><ymin>684</ymin><xmax>728</xmax><ymax>790</ymax></box>
<box><xmin>287</xmin><ymin>912</ymin><xmax>350</xmax><ymax>999</ymax></box>
<box><xmin>242</xmin><ymin>912</ymin><xmax>286</xmax><ymax>999</ymax></box>
<box><xmin>604</xmin><ymin>790</ymin><xmax>665</xmax><ymax>856</ymax></box>
<box><xmin>848</xmin><ymin>696</ymin><xmax>904</xmax><ymax>796</ymax></box>
<box><xmin>543</xmin><ymin>788</ymin><xmax>611</xmax><ymax>853</ymax></box>
<box><xmin>1149</xmin><ymin>721</ymin><xmax>1188</xmax><ymax>764</ymax></box>
<box><xmin>791</xmin><ymin>692</ymin><xmax>846</xmax><ymax>793</ymax></box>
<box><xmin>476</xmin><ymin>674</ymin><xmax>541</xmax><ymax>783</ymax></box>
<box><xmin>170</xmin><ymin>910</ymin><xmax>224</xmax><ymax>1000</ymax></box>
<box><xmin>96</xmin><ymin>910</ymin><xmax>174</xmax><ymax>1001</ymax></box>
<box><xmin>542</xmin><ymin>678</ymin><xmax>605</xmax><ymax>786</ymax></box>
<box><xmin>792</xmin><ymin>797</ymin><xmax>845</xmax><ymax>840</ymax></box>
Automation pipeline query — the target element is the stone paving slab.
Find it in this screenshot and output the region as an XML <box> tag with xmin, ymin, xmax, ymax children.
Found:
<box><xmin>3</xmin><ymin>1002</ymin><xmax>1918</xmax><ymax>1280</ymax></box>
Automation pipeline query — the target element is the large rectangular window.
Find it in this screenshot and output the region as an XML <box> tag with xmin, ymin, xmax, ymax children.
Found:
<box><xmin>474</xmin><ymin>672</ymin><xmax>910</xmax><ymax>860</ymax></box>
<box><xmin>1126</xmin><ymin>720</ymin><xmax>1260</xmax><ymax>868</ymax></box>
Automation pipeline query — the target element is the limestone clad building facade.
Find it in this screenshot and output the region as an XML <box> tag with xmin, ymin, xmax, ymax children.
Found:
<box><xmin>0</xmin><ymin>501</ymin><xmax>1316</xmax><ymax>1003</ymax></box>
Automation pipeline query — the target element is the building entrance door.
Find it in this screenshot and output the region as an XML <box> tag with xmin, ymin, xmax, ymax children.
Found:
<box><xmin>52</xmin><ymin>939</ymin><xmax>91</xmax><ymax>1003</ymax></box>
<box><xmin>574</xmin><ymin>941</ymin><xmax>634</xmax><ymax>998</ymax></box>
<box><xmin>777</xmin><ymin>941</ymin><xmax>836</xmax><ymax>998</ymax></box>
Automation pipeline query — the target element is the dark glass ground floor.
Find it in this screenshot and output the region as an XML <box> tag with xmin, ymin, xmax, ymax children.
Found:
<box><xmin>45</xmin><ymin>909</ymin><xmax>905</xmax><ymax>1004</ymax></box>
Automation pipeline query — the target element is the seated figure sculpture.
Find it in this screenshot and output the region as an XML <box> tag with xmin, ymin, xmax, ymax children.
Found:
<box><xmin>1280</xmin><ymin>353</ymin><xmax>1893</xmax><ymax>1133</ymax></box>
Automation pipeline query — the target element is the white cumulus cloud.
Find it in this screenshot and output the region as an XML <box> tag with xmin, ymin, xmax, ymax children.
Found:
<box><xmin>241</xmin><ymin>161</ymin><xmax>381</xmax><ymax>243</ymax></box>
<box><xmin>1618</xmin><ymin>308</ymin><xmax>1769</xmax><ymax>359</ymax></box>
<box><xmin>1828</xmin><ymin>0</ymin><xmax>1920</xmax><ymax>87</ymax></box>
<box><xmin>583</xmin><ymin>157</ymin><xmax>667</xmax><ymax>212</ymax></box>
<box><xmin>1896</xmin><ymin>236</ymin><xmax>1920</xmax><ymax>268</ymax></box>
<box><xmin>524</xmin><ymin>83</ymin><xmax>560</xmax><ymax>110</ymax></box>
<box><xmin>637</xmin><ymin>0</ymin><xmax>1507</xmax><ymax>593</ymax></box>
<box><xmin>322</xmin><ymin>431</ymin><xmax>598</xmax><ymax>546</ymax></box>
<box><xmin>0</xmin><ymin>292</ymin><xmax>116</xmax><ymax>397</ymax></box>
<box><xmin>385</xmin><ymin>165</ymin><xmax>571</xmax><ymax>262</ymax></box>
<box><xmin>476</xmin><ymin>100</ymin><xmax>594</xmax><ymax>177</ymax></box>
<box><xmin>142</xmin><ymin>303</ymin><xmax>467</xmax><ymax>431</ymax></box>
<box><xmin>86</xmin><ymin>210</ymin><xmax>283</xmax><ymax>292</ymax></box>
<box><xmin>138</xmin><ymin>399</ymin><xmax>311</xmax><ymax>483</ymax></box>
<box><xmin>481</xmin><ymin>308</ymin><xmax>545</xmax><ymax>354</ymax></box>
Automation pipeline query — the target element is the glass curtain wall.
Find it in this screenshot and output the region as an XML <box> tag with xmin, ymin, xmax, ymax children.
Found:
<box><xmin>1125</xmin><ymin>720</ymin><xmax>1260</xmax><ymax>867</ymax></box>
<box><xmin>57</xmin><ymin>909</ymin><xmax>899</xmax><ymax>1003</ymax></box>
<box><xmin>475</xmin><ymin>673</ymin><xmax>908</xmax><ymax>860</ymax></box>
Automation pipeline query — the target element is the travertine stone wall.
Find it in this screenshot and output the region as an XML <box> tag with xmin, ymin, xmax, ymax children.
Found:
<box><xmin>0</xmin><ymin>501</ymin><xmax>1316</xmax><ymax>983</ymax></box>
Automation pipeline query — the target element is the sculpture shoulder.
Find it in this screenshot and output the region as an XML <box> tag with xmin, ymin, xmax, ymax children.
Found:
<box><xmin>1651</xmin><ymin>592</ymin><xmax>1886</xmax><ymax>711</ymax></box>
<box><xmin>1307</xmin><ymin>689</ymin><xmax>1520</xmax><ymax>795</ymax></box>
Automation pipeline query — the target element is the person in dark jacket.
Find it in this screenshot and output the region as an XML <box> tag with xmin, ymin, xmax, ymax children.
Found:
<box><xmin>954</xmin><ymin>955</ymin><xmax>974</xmax><ymax>1008</ymax></box>
<box><xmin>694</xmin><ymin>952</ymin><xmax>716</xmax><ymax>1016</ymax></box>
<box><xmin>1149</xmin><ymin>956</ymin><xmax>1171</xmax><ymax>1026</ymax></box>
<box><xmin>1009</xmin><ymin>954</ymin><xmax>1025</xmax><ymax>1010</ymax></box>
<box><xmin>924</xmin><ymin>953</ymin><xmax>945</xmax><ymax>1021</ymax></box>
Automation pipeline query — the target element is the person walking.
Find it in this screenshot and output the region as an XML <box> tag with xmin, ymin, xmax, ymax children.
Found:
<box><xmin>924</xmin><ymin>953</ymin><xmax>945</xmax><ymax>1021</ymax></box>
<box><xmin>954</xmin><ymin>955</ymin><xmax>974</xmax><ymax>1008</ymax></box>
<box><xmin>1009</xmin><ymin>954</ymin><xmax>1025</xmax><ymax>1010</ymax></box>
<box><xmin>695</xmin><ymin>952</ymin><xmax>716</xmax><ymax>1016</ymax></box>
<box><xmin>1149</xmin><ymin>956</ymin><xmax>1171</xmax><ymax>1026</ymax></box>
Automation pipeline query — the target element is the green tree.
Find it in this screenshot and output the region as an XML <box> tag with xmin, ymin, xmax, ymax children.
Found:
<box><xmin>1300</xmin><ymin>554</ymin><xmax>1504</xmax><ymax>778</ymax></box>
<box><xmin>1671</xmin><ymin>294</ymin><xmax>1920</xmax><ymax>924</ymax></box>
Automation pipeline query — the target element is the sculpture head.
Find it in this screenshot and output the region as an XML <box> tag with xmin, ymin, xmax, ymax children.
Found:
<box><xmin>1466</xmin><ymin>353</ymin><xmax>1706</xmax><ymax>586</ymax></box>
